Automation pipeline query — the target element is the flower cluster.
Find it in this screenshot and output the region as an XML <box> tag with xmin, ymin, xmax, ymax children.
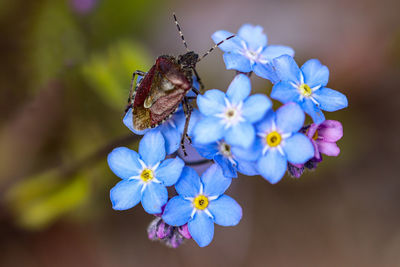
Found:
<box><xmin>107</xmin><ymin>24</ymin><xmax>347</xmax><ymax>247</ymax></box>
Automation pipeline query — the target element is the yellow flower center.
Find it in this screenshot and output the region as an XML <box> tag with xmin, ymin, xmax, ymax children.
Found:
<box><xmin>312</xmin><ymin>130</ymin><xmax>319</xmax><ymax>140</ymax></box>
<box><xmin>140</xmin><ymin>169</ymin><xmax>154</xmax><ymax>182</ymax></box>
<box><xmin>299</xmin><ymin>83</ymin><xmax>312</xmax><ymax>97</ymax></box>
<box><xmin>193</xmin><ymin>195</ymin><xmax>209</xmax><ymax>210</ymax></box>
<box><xmin>266</xmin><ymin>131</ymin><xmax>282</xmax><ymax>147</ymax></box>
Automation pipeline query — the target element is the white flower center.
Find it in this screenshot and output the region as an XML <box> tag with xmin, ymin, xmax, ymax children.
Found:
<box><xmin>216</xmin><ymin>98</ymin><xmax>244</xmax><ymax>129</ymax></box>
<box><xmin>218</xmin><ymin>141</ymin><xmax>232</xmax><ymax>157</ymax></box>
<box><xmin>239</xmin><ymin>41</ymin><xmax>265</xmax><ymax>64</ymax></box>
<box><xmin>217</xmin><ymin>141</ymin><xmax>237</xmax><ymax>167</ymax></box>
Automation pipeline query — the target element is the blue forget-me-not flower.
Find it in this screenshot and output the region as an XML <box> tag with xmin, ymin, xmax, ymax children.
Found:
<box><xmin>108</xmin><ymin>131</ymin><xmax>184</xmax><ymax>214</ymax></box>
<box><xmin>193</xmin><ymin>74</ymin><xmax>271</xmax><ymax>148</ymax></box>
<box><xmin>271</xmin><ymin>55</ymin><xmax>348</xmax><ymax>124</ymax></box>
<box><xmin>107</xmin><ymin>21</ymin><xmax>348</xmax><ymax>249</ymax></box>
<box><xmin>194</xmin><ymin>139</ymin><xmax>259</xmax><ymax>178</ymax></box>
<box><xmin>212</xmin><ymin>24</ymin><xmax>294</xmax><ymax>82</ymax></box>
<box><xmin>162</xmin><ymin>164</ymin><xmax>242</xmax><ymax>247</ymax></box>
<box><xmin>254</xmin><ymin>103</ymin><xmax>314</xmax><ymax>184</ymax></box>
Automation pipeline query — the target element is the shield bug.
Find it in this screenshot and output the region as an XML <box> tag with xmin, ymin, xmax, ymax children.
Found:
<box><xmin>126</xmin><ymin>14</ymin><xmax>235</xmax><ymax>155</ymax></box>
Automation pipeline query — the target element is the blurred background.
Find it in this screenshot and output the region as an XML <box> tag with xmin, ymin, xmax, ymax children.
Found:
<box><xmin>0</xmin><ymin>0</ymin><xmax>399</xmax><ymax>266</ymax></box>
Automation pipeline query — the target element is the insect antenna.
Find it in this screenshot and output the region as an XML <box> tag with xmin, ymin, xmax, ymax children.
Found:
<box><xmin>173</xmin><ymin>13</ymin><xmax>190</xmax><ymax>52</ymax></box>
<box><xmin>197</xmin><ymin>35</ymin><xmax>236</xmax><ymax>62</ymax></box>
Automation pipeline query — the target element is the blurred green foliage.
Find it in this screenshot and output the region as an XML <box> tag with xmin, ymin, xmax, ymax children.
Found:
<box><xmin>1</xmin><ymin>0</ymin><xmax>160</xmax><ymax>230</ymax></box>
<box><xmin>89</xmin><ymin>0</ymin><xmax>162</xmax><ymax>46</ymax></box>
<box><xmin>30</xmin><ymin>0</ymin><xmax>85</xmax><ymax>92</ymax></box>
<box><xmin>82</xmin><ymin>40</ymin><xmax>151</xmax><ymax>109</ymax></box>
<box><xmin>0</xmin><ymin>0</ymin><xmax>398</xmax><ymax>264</ymax></box>
<box><xmin>6</xmin><ymin>170</ymin><xmax>89</xmax><ymax>230</ymax></box>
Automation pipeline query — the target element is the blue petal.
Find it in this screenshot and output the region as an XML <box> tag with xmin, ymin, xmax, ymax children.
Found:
<box><xmin>175</xmin><ymin>166</ymin><xmax>201</xmax><ymax>198</ymax></box>
<box><xmin>159</xmin><ymin>123</ymin><xmax>181</xmax><ymax>155</ymax></box>
<box><xmin>107</xmin><ymin>147</ymin><xmax>142</xmax><ymax>180</ymax></box>
<box><xmin>187</xmin><ymin>109</ymin><xmax>203</xmax><ymax>137</ymax></box>
<box><xmin>202</xmin><ymin>164</ymin><xmax>232</xmax><ymax>197</ymax></box>
<box><xmin>191</xmin><ymin>74</ymin><xmax>200</xmax><ymax>92</ymax></box>
<box><xmin>257</xmin><ymin>150</ymin><xmax>287</xmax><ymax>184</ymax></box>
<box><xmin>283</xmin><ymin>133</ymin><xmax>314</xmax><ymax>164</ymax></box>
<box><xmin>214</xmin><ymin>154</ymin><xmax>238</xmax><ymax>178</ymax></box>
<box><xmin>139</xmin><ymin>130</ymin><xmax>166</xmax><ymax>167</ymax></box>
<box><xmin>226</xmin><ymin>74</ymin><xmax>251</xmax><ymax>105</ymax></box>
<box><xmin>261</xmin><ymin>45</ymin><xmax>295</xmax><ymax>62</ymax></box>
<box><xmin>301</xmin><ymin>98</ymin><xmax>325</xmax><ymax>124</ymax></box>
<box><xmin>223</xmin><ymin>53</ymin><xmax>252</xmax><ymax>73</ymax></box>
<box><xmin>188</xmin><ymin>211</ymin><xmax>214</xmax><ymax>247</ymax></box>
<box><xmin>155</xmin><ymin>157</ymin><xmax>185</xmax><ymax>186</ymax></box>
<box><xmin>208</xmin><ymin>195</ymin><xmax>242</xmax><ymax>226</ymax></box>
<box><xmin>255</xmin><ymin>110</ymin><xmax>276</xmax><ymax>133</ymax></box>
<box><xmin>175</xmin><ymin>108</ymin><xmax>203</xmax><ymax>137</ymax></box>
<box><xmin>141</xmin><ymin>182</ymin><xmax>168</xmax><ymax>214</ymax></box>
<box><xmin>238</xmin><ymin>24</ymin><xmax>267</xmax><ymax>50</ymax></box>
<box><xmin>237</xmin><ymin>159</ymin><xmax>259</xmax><ymax>176</ymax></box>
<box><xmin>211</xmin><ymin>30</ymin><xmax>242</xmax><ymax>53</ymax></box>
<box><xmin>232</xmin><ymin>140</ymin><xmax>261</xmax><ymax>162</ymax></box>
<box><xmin>123</xmin><ymin>108</ymin><xmax>150</xmax><ymax>135</ymax></box>
<box><xmin>170</xmin><ymin>108</ymin><xmax>185</xmax><ymax>131</ymax></box>
<box><xmin>313</xmin><ymin>87</ymin><xmax>348</xmax><ymax>112</ymax></box>
<box><xmin>197</xmin><ymin>89</ymin><xmax>226</xmax><ymax>116</ymax></box>
<box><xmin>253</xmin><ymin>63</ymin><xmax>279</xmax><ymax>83</ymax></box>
<box><xmin>193</xmin><ymin>142</ymin><xmax>218</xmax><ymax>159</ymax></box>
<box><xmin>272</xmin><ymin>55</ymin><xmax>301</xmax><ymax>83</ymax></box>
<box><xmin>242</xmin><ymin>94</ymin><xmax>272</xmax><ymax>123</ymax></box>
<box><xmin>162</xmin><ymin>196</ymin><xmax>193</xmax><ymax>226</ymax></box>
<box><xmin>110</xmin><ymin>179</ymin><xmax>142</xmax><ymax>210</ymax></box>
<box><xmin>271</xmin><ymin>81</ymin><xmax>300</xmax><ymax>103</ymax></box>
<box><xmin>301</xmin><ymin>59</ymin><xmax>329</xmax><ymax>88</ymax></box>
<box><xmin>276</xmin><ymin>103</ymin><xmax>305</xmax><ymax>133</ymax></box>
<box><xmin>225</xmin><ymin>122</ymin><xmax>255</xmax><ymax>148</ymax></box>
<box><xmin>251</xmin><ymin>137</ymin><xmax>265</xmax><ymax>159</ymax></box>
<box><xmin>193</xmin><ymin>116</ymin><xmax>225</xmax><ymax>144</ymax></box>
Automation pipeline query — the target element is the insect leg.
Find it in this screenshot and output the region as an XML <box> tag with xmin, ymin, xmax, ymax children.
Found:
<box><xmin>180</xmin><ymin>97</ymin><xmax>193</xmax><ymax>156</ymax></box>
<box><xmin>193</xmin><ymin>68</ymin><xmax>204</xmax><ymax>93</ymax></box>
<box><xmin>128</xmin><ymin>70</ymin><xmax>146</xmax><ymax>104</ymax></box>
<box><xmin>127</xmin><ymin>70</ymin><xmax>146</xmax><ymax>125</ymax></box>
<box><xmin>191</xmin><ymin>87</ymin><xmax>200</xmax><ymax>95</ymax></box>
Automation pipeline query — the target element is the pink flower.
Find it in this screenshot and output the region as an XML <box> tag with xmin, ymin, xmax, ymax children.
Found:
<box><xmin>147</xmin><ymin>204</ymin><xmax>191</xmax><ymax>248</ymax></box>
<box><xmin>306</xmin><ymin>120</ymin><xmax>343</xmax><ymax>160</ymax></box>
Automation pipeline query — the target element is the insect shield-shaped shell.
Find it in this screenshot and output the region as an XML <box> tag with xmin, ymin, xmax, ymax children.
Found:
<box><xmin>132</xmin><ymin>56</ymin><xmax>192</xmax><ymax>131</ymax></box>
